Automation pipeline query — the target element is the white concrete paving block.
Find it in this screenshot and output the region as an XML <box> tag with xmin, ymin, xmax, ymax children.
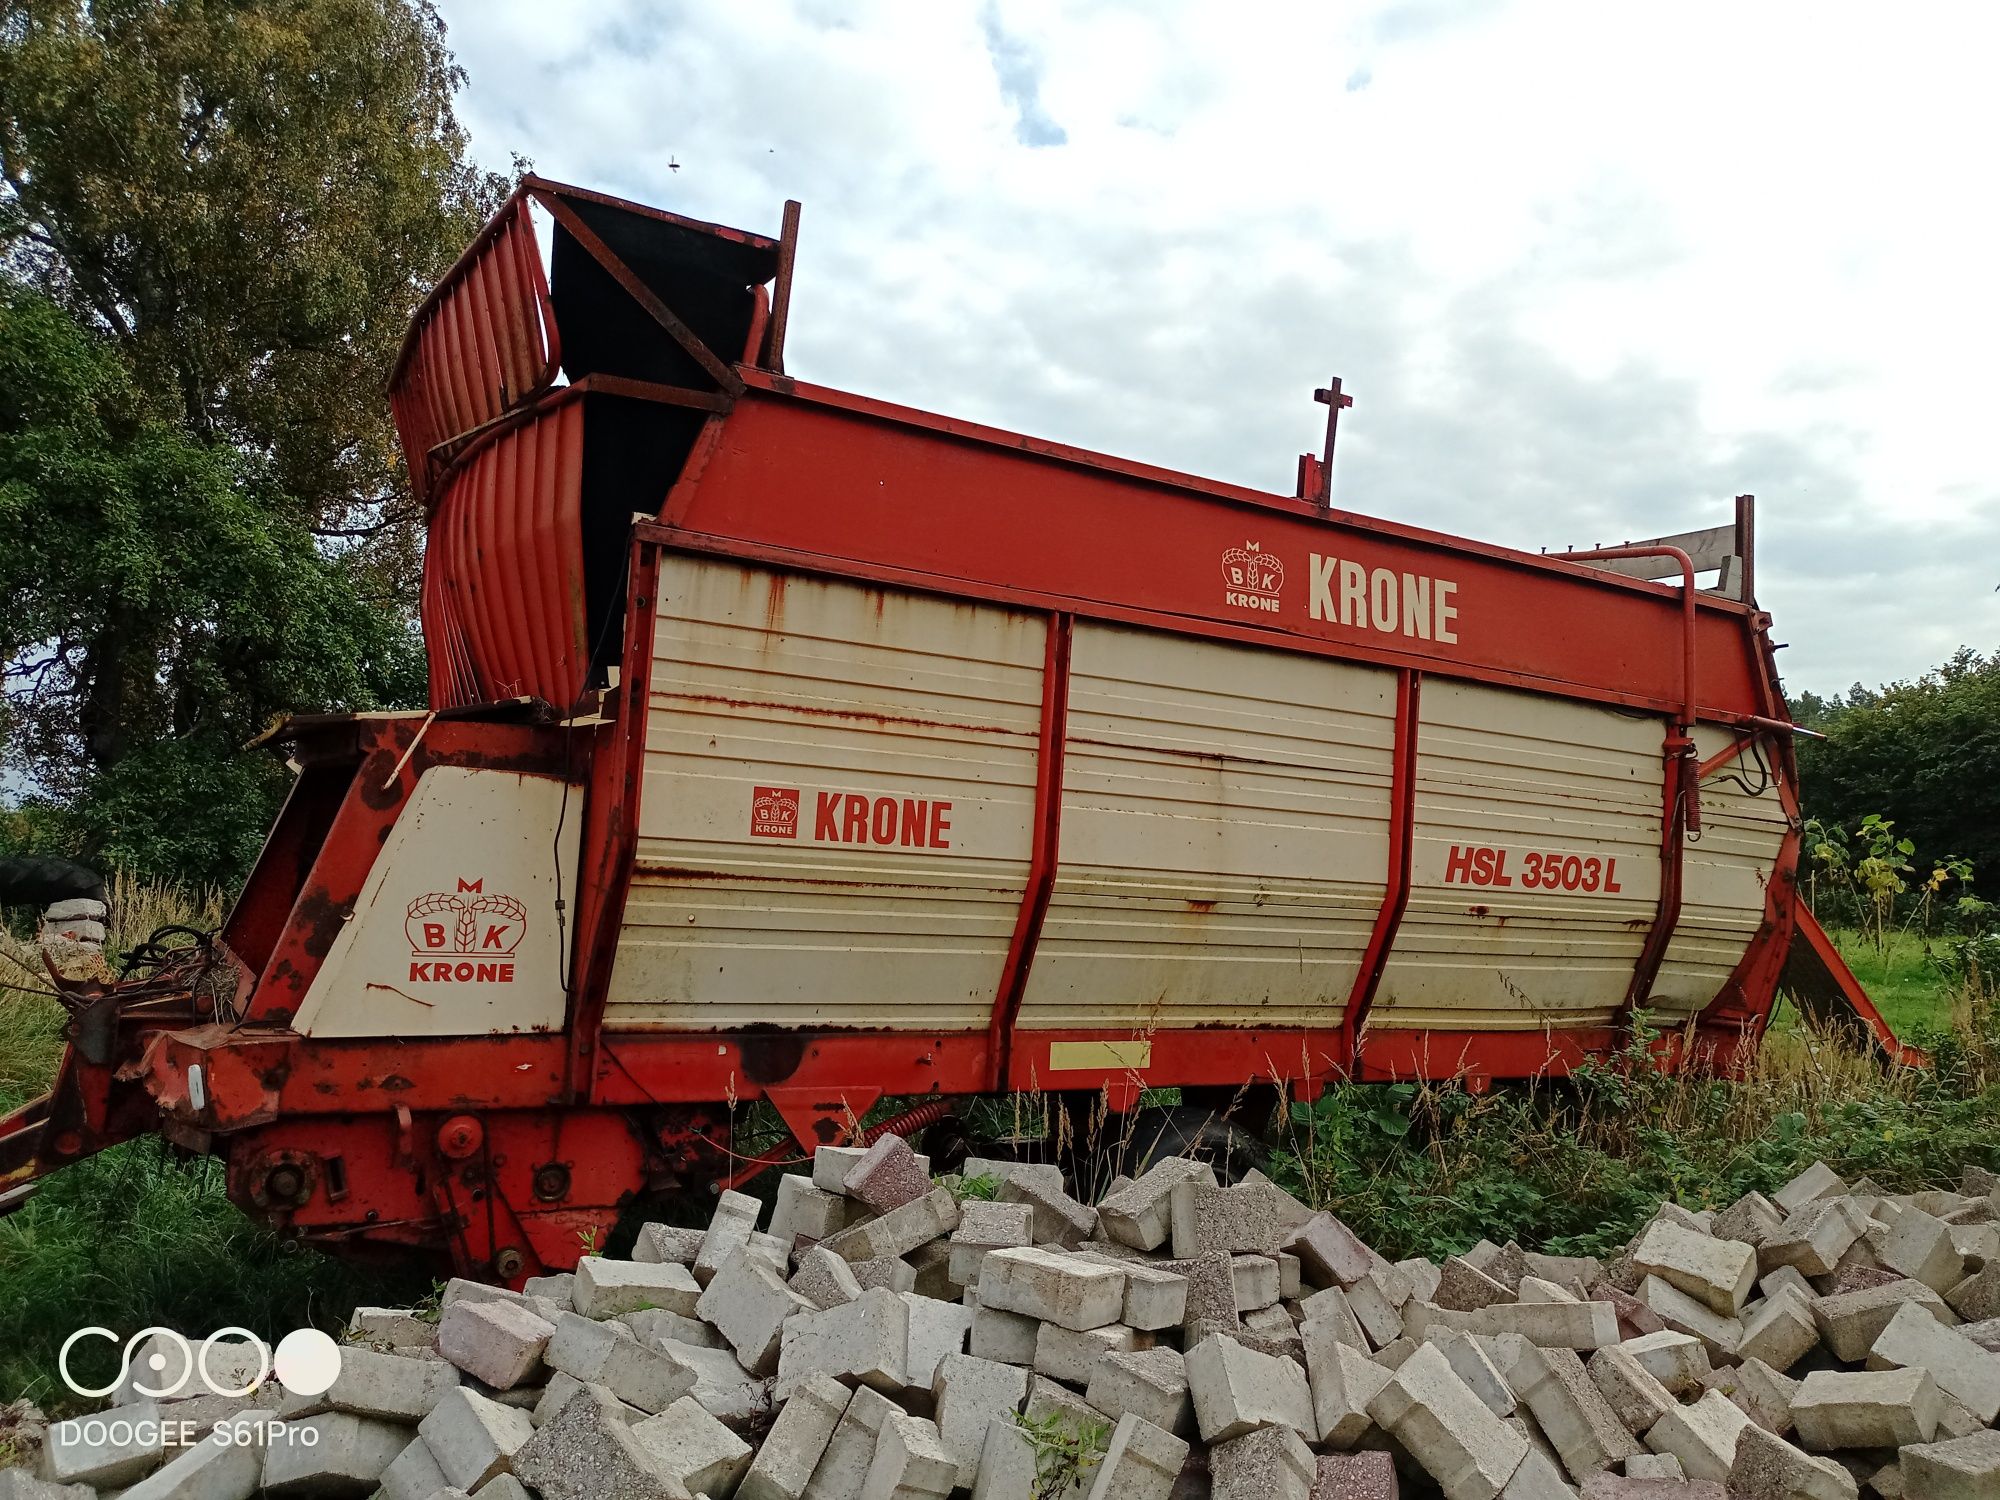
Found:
<box><xmin>803</xmin><ymin>1384</ymin><xmax>901</xmax><ymax>1500</ymax></box>
<box><xmin>980</xmin><ymin>1246</ymin><xmax>1127</xmax><ymax>1331</ymax></box>
<box><xmin>699</xmin><ymin>1246</ymin><xmax>816</xmax><ymax>1376</ymax></box>
<box><xmin>1097</xmin><ymin>1158</ymin><xmax>1217</xmax><ymax>1252</ymax></box>
<box><xmin>1791</xmin><ymin>1367</ymin><xmax>1943</xmax><ymax>1451</ymax></box>
<box><xmin>262</xmin><ymin>1411</ymin><xmax>412</xmax><ymax>1496</ymax></box>
<box><xmin>375</xmin><ymin>1434</ymin><xmax>450</xmax><ymax>1500</ymax></box>
<box><xmin>1635</xmin><ymin>1275</ymin><xmax>1743</xmax><ymax>1360</ymax></box>
<box><xmin>824</xmin><ymin>1188</ymin><xmax>962</xmax><ymax>1264</ymax></box>
<box><xmin>1642</xmin><ymin>1388</ymin><xmax>1752</xmax><ymax>1483</ymax></box>
<box><xmin>1726</xmin><ymin>1423</ymin><xmax>1858</xmax><ymax>1500</ymax></box>
<box><xmin>633</xmin><ymin>1392</ymin><xmax>756</xmax><ymax>1497</ymax></box>
<box><xmin>1773</xmin><ymin>1162</ymin><xmax>1848</xmax><ymax>1214</ymax></box>
<box><xmin>315</xmin><ymin>1344</ymin><xmax>459</xmax><ymax>1422</ymax></box>
<box><xmin>1510</xmin><ymin>1341</ymin><xmax>1641</xmax><ymax>1481</ymax></box>
<box><xmin>116</xmin><ymin>1428</ymin><xmax>264</xmax><ymax>1500</ymax></box>
<box><xmin>547</xmin><ymin>1310</ymin><xmax>701</xmax><ymax>1414</ymax></box>
<box><xmin>1185</xmin><ymin>1332</ymin><xmax>1314</xmax><ymax>1443</ymax></box>
<box><xmin>1879</xmin><ymin>1211</ymin><xmax>1969</xmax><ymax>1297</ymax></box>
<box><xmin>971</xmin><ymin>1302</ymin><xmax>1042</xmax><ymax>1366</ymax></box>
<box><xmin>435</xmin><ymin>1297</ymin><xmax>556</xmax><ymax>1390</ymax></box>
<box><xmin>576</xmin><ymin>1255</ymin><xmax>704</xmax><ymax>1319</ymax></box>
<box><xmin>1303</xmin><ymin>1326</ymin><xmax>1391</xmax><ymax>1447</ymax></box>
<box><xmin>1813</xmin><ymin>1278</ymin><xmax>1955</xmax><ymax>1363</ymax></box>
<box><xmin>1867</xmin><ymin>1300</ymin><xmax>2000</xmax><ymax>1424</ymax></box>
<box><xmin>515</xmin><ymin>1382</ymin><xmax>683</xmax><ymax>1500</ymax></box>
<box><xmin>903</xmin><ymin>1294</ymin><xmax>976</xmax><ymax>1388</ymax></box>
<box><xmin>1034</xmin><ymin>1321</ymin><xmax>1146</xmax><ymax>1387</ymax></box>
<box><xmin>1086</xmin><ymin>1347</ymin><xmax>1192</xmax><ymax>1438</ymax></box>
<box><xmin>1466</xmin><ymin>1296</ymin><xmax>1622</xmax><ymax>1351</ymax></box>
<box><xmin>933</xmin><ymin>1353</ymin><xmax>1032</xmax><ymax>1487</ymax></box>
<box><xmin>1737</xmin><ymin>1285</ymin><xmax>1820</xmax><ymax>1373</ymax></box>
<box><xmin>635</xmin><ymin>1222</ymin><xmax>708</xmax><ymax>1266</ymax></box>
<box><xmin>1584</xmin><ymin>1345</ymin><xmax>1677</xmax><ymax>1437</ymax></box>
<box><xmin>778</xmin><ymin>1285</ymin><xmax>911</xmax><ymax>1398</ymax></box>
<box><xmin>950</xmin><ymin>1200</ymin><xmax>1036</xmax><ymax>1286</ymax></box>
<box><xmin>1434</xmin><ymin>1329</ymin><xmax>1516</xmax><ymax>1418</ymax></box>
<box><xmin>1899</xmin><ymin>1428</ymin><xmax>2000</xmax><ymax>1497</ymax></box>
<box><xmin>38</xmin><ymin>1400</ymin><xmax>170</xmax><ymax>1488</ymax></box>
<box><xmin>1630</xmin><ymin>1219</ymin><xmax>1757</xmax><ymax>1316</ymax></box>
<box><xmin>1761</xmin><ymin>1199</ymin><xmax>1868</xmax><ymax>1279</ymax></box>
<box><xmin>696</xmin><ymin>1190</ymin><xmax>766</xmax><ymax>1286</ymax></box>
<box><xmin>1084</xmin><ymin>1412</ymin><xmax>1189</xmax><ymax>1500</ymax></box>
<box><xmin>774</xmin><ymin>1174</ymin><xmax>861</xmax><ymax>1245</ymax></box>
<box><xmin>1366</xmin><ymin>1343</ymin><xmax>1529</xmax><ymax>1500</ymax></box>
<box><xmin>859</xmin><ymin>1411</ymin><xmax>957</xmax><ymax>1500</ymax></box>
<box><xmin>420</xmin><ymin>1383</ymin><xmax>537</xmax><ymax>1490</ymax></box>
<box><xmin>111</xmin><ymin>1333</ymin><xmax>270</xmax><ymax>1407</ymax></box>
<box><xmin>1496</xmin><ymin>1447</ymin><xmax>1579</xmax><ymax>1500</ymax></box>
<box><xmin>742</xmin><ymin>1371</ymin><xmax>853</xmax><ymax>1500</ymax></box>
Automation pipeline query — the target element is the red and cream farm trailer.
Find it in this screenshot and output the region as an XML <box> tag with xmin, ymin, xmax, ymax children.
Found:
<box><xmin>0</xmin><ymin>180</ymin><xmax>1897</xmax><ymax>1278</ymax></box>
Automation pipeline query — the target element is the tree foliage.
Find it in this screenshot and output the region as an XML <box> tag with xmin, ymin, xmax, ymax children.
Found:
<box><xmin>0</xmin><ymin>282</ymin><xmax>425</xmax><ymax>878</ymax></box>
<box><xmin>0</xmin><ymin>0</ymin><xmax>509</xmax><ymax>883</ymax></box>
<box><xmin>1795</xmin><ymin>647</ymin><xmax>2000</xmax><ymax>892</ymax></box>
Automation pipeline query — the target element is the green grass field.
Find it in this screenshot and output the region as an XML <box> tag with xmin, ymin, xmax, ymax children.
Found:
<box><xmin>1817</xmin><ymin>925</ymin><xmax>1962</xmax><ymax>1039</ymax></box>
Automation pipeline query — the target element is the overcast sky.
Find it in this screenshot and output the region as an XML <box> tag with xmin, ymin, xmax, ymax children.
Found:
<box><xmin>441</xmin><ymin>0</ymin><xmax>2000</xmax><ymax>698</ymax></box>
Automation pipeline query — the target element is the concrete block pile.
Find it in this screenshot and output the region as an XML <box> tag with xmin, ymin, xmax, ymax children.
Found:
<box><xmin>9</xmin><ymin>1145</ymin><xmax>2000</xmax><ymax>1499</ymax></box>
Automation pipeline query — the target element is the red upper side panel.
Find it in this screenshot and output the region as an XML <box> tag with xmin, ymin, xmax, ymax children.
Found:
<box><xmin>390</xmin><ymin>192</ymin><xmax>559</xmax><ymax>503</ymax></box>
<box><xmin>658</xmin><ymin>380</ymin><xmax>1771</xmax><ymax>725</ymax></box>
<box><xmin>423</xmin><ymin>396</ymin><xmax>588</xmax><ymax>710</ymax></box>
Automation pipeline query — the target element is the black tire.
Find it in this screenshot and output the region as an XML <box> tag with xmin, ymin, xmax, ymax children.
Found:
<box><xmin>1112</xmin><ymin>1104</ymin><xmax>1270</xmax><ymax>1185</ymax></box>
<box><xmin>0</xmin><ymin>855</ymin><xmax>105</xmax><ymax>907</ymax></box>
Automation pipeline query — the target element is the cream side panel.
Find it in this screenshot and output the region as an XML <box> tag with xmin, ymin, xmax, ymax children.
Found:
<box><xmin>1649</xmin><ymin>726</ymin><xmax>1790</xmax><ymax>1018</ymax></box>
<box><xmin>606</xmin><ymin>558</ymin><xmax>1042</xmax><ymax>1032</ymax></box>
<box><xmin>1017</xmin><ymin>623</ymin><xmax>1394</xmax><ymax>1031</ymax></box>
<box><xmin>295</xmin><ymin>767</ymin><xmax>579</xmax><ymax>1038</ymax></box>
<box><xmin>1371</xmin><ymin>681</ymin><xmax>1662</xmax><ymax>1030</ymax></box>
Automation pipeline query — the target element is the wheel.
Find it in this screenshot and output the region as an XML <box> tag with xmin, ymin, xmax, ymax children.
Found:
<box><xmin>1101</xmin><ymin>1103</ymin><xmax>1270</xmax><ymax>1189</ymax></box>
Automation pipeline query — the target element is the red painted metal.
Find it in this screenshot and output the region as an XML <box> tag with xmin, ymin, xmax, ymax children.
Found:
<box><xmin>424</xmin><ymin>396</ymin><xmax>588</xmax><ymax>710</ymax></box>
<box><xmin>390</xmin><ymin>190</ymin><xmax>558</xmax><ymax>502</ymax></box>
<box><xmin>1785</xmin><ymin>904</ymin><xmax>1923</xmax><ymax>1066</ymax></box>
<box><xmin>988</xmin><ymin>613</ymin><xmax>1073</xmax><ymax>1089</ymax></box>
<box><xmin>654</xmin><ymin>392</ymin><xmax>1766</xmax><ymax>729</ymax></box>
<box><xmin>1339</xmin><ymin>670</ymin><xmax>1421</xmax><ymax>1070</ymax></box>
<box><xmin>763</xmin><ymin>200</ymin><xmax>802</xmax><ymax>374</ymax></box>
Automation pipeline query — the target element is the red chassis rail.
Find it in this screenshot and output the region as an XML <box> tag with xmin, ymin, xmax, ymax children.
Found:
<box><xmin>0</xmin><ymin>324</ymin><xmax>1836</xmax><ymax>1279</ymax></box>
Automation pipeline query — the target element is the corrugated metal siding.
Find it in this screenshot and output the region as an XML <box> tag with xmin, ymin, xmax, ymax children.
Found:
<box><xmin>1015</xmin><ymin>623</ymin><xmax>1394</xmax><ymax>1032</ymax></box>
<box><xmin>422</xmin><ymin>399</ymin><xmax>588</xmax><ymax>710</ymax></box>
<box><xmin>1371</xmin><ymin>680</ymin><xmax>1663</xmax><ymax>1030</ymax></box>
<box><xmin>605</xmin><ymin>558</ymin><xmax>1044</xmax><ymax>1031</ymax></box>
<box><xmin>1649</xmin><ymin>726</ymin><xmax>1790</xmax><ymax>1017</ymax></box>
<box><xmin>391</xmin><ymin>196</ymin><xmax>559</xmax><ymax>501</ymax></box>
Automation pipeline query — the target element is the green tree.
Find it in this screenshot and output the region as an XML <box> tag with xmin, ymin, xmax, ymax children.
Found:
<box><xmin>0</xmin><ymin>283</ymin><xmax>425</xmax><ymax>880</ymax></box>
<box><xmin>0</xmin><ymin>0</ymin><xmax>510</xmax><ymax>882</ymax></box>
<box><xmin>1794</xmin><ymin>647</ymin><xmax>2000</xmax><ymax>893</ymax></box>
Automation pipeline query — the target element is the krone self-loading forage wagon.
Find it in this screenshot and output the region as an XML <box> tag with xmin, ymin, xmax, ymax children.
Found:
<box><xmin>0</xmin><ymin>180</ymin><xmax>1900</xmax><ymax>1279</ymax></box>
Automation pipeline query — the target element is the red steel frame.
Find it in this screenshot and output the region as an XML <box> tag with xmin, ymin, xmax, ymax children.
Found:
<box><xmin>0</xmin><ymin>180</ymin><xmax>1859</xmax><ymax>1279</ymax></box>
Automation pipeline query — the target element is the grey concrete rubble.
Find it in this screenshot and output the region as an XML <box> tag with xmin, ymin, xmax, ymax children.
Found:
<box><xmin>11</xmin><ymin>1144</ymin><xmax>2000</xmax><ymax>1500</ymax></box>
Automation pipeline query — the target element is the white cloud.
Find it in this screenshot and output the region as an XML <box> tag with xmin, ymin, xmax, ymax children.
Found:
<box><xmin>439</xmin><ymin>0</ymin><xmax>2000</xmax><ymax>693</ymax></box>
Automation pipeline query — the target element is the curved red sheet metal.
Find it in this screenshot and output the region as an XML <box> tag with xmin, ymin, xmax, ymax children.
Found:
<box><xmin>423</xmin><ymin>399</ymin><xmax>589</xmax><ymax>710</ymax></box>
<box><xmin>390</xmin><ymin>195</ymin><xmax>559</xmax><ymax>502</ymax></box>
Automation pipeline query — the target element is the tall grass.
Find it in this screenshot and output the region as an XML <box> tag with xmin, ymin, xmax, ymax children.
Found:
<box><xmin>1267</xmin><ymin>982</ymin><xmax>2000</xmax><ymax>1263</ymax></box>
